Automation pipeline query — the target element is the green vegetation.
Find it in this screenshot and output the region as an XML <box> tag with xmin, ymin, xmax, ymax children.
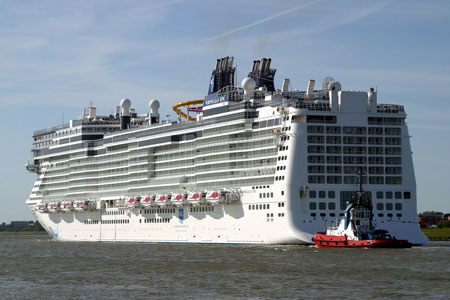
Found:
<box><xmin>421</xmin><ymin>228</ymin><xmax>450</xmax><ymax>241</ymax></box>
<box><xmin>437</xmin><ymin>220</ymin><xmax>450</xmax><ymax>228</ymax></box>
<box><xmin>0</xmin><ymin>221</ymin><xmax>46</xmax><ymax>234</ymax></box>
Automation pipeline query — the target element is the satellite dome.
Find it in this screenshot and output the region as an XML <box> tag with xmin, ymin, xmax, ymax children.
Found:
<box><xmin>328</xmin><ymin>81</ymin><xmax>342</xmax><ymax>92</ymax></box>
<box><xmin>241</xmin><ymin>77</ymin><xmax>256</xmax><ymax>91</ymax></box>
<box><xmin>149</xmin><ymin>99</ymin><xmax>160</xmax><ymax>114</ymax></box>
<box><xmin>120</xmin><ymin>98</ymin><xmax>131</xmax><ymax>109</ymax></box>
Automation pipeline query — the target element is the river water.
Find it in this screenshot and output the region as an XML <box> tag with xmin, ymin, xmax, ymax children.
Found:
<box><xmin>1</xmin><ymin>235</ymin><xmax>449</xmax><ymax>300</ymax></box>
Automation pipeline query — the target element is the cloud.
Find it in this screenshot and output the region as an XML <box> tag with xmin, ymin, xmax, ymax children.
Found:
<box><xmin>201</xmin><ymin>0</ymin><xmax>320</xmax><ymax>42</ymax></box>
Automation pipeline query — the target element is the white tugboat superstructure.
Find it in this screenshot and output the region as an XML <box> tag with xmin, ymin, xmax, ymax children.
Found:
<box><xmin>25</xmin><ymin>57</ymin><xmax>428</xmax><ymax>245</ymax></box>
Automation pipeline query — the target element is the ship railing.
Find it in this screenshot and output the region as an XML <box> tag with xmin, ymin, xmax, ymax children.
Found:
<box><xmin>377</xmin><ymin>104</ymin><xmax>405</xmax><ymax>113</ymax></box>
<box><xmin>33</xmin><ymin>123</ymin><xmax>70</xmax><ymax>137</ymax></box>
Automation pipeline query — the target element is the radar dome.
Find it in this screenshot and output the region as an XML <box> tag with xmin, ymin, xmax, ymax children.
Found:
<box><xmin>328</xmin><ymin>81</ymin><xmax>342</xmax><ymax>92</ymax></box>
<box><xmin>241</xmin><ymin>77</ymin><xmax>256</xmax><ymax>91</ymax></box>
<box><xmin>120</xmin><ymin>98</ymin><xmax>131</xmax><ymax>109</ymax></box>
<box><xmin>149</xmin><ymin>99</ymin><xmax>160</xmax><ymax>114</ymax></box>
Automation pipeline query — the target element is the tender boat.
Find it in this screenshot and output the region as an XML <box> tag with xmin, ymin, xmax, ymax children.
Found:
<box><xmin>187</xmin><ymin>192</ymin><xmax>207</xmax><ymax>205</ymax></box>
<box><xmin>61</xmin><ymin>201</ymin><xmax>74</xmax><ymax>212</ymax></box>
<box><xmin>171</xmin><ymin>193</ymin><xmax>187</xmax><ymax>206</ymax></box>
<box><xmin>206</xmin><ymin>190</ymin><xmax>226</xmax><ymax>204</ymax></box>
<box><xmin>74</xmin><ymin>200</ymin><xmax>93</xmax><ymax>211</ymax></box>
<box><xmin>312</xmin><ymin>173</ymin><xmax>412</xmax><ymax>249</ymax></box>
<box><xmin>48</xmin><ymin>202</ymin><xmax>61</xmax><ymax>213</ymax></box>
<box><xmin>38</xmin><ymin>202</ymin><xmax>48</xmax><ymax>213</ymax></box>
<box><xmin>126</xmin><ymin>196</ymin><xmax>142</xmax><ymax>208</ymax></box>
<box><xmin>156</xmin><ymin>194</ymin><xmax>172</xmax><ymax>206</ymax></box>
<box><xmin>141</xmin><ymin>195</ymin><xmax>155</xmax><ymax>207</ymax></box>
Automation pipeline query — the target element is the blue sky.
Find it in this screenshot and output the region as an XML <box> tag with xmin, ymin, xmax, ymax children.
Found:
<box><xmin>1</xmin><ymin>0</ymin><xmax>449</xmax><ymax>222</ymax></box>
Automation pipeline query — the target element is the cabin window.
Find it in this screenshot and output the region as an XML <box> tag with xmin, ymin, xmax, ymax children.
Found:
<box><xmin>386</xmin><ymin>203</ymin><xmax>393</xmax><ymax>210</ymax></box>
<box><xmin>376</xmin><ymin>203</ymin><xmax>384</xmax><ymax>210</ymax></box>
<box><xmin>376</xmin><ymin>191</ymin><xmax>383</xmax><ymax>199</ymax></box>
<box><xmin>328</xmin><ymin>202</ymin><xmax>336</xmax><ymax>210</ymax></box>
<box><xmin>386</xmin><ymin>192</ymin><xmax>393</xmax><ymax>199</ymax></box>
<box><xmin>319</xmin><ymin>202</ymin><xmax>326</xmax><ymax>210</ymax></box>
<box><xmin>328</xmin><ymin>191</ymin><xmax>335</xmax><ymax>198</ymax></box>
<box><xmin>395</xmin><ymin>203</ymin><xmax>402</xmax><ymax>210</ymax></box>
<box><xmin>404</xmin><ymin>192</ymin><xmax>411</xmax><ymax>199</ymax></box>
<box><xmin>309</xmin><ymin>202</ymin><xmax>317</xmax><ymax>210</ymax></box>
<box><xmin>395</xmin><ymin>192</ymin><xmax>402</xmax><ymax>199</ymax></box>
<box><xmin>319</xmin><ymin>191</ymin><xmax>326</xmax><ymax>198</ymax></box>
<box><xmin>309</xmin><ymin>191</ymin><xmax>316</xmax><ymax>198</ymax></box>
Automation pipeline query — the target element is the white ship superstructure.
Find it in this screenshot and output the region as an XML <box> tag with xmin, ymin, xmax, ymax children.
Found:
<box><xmin>25</xmin><ymin>57</ymin><xmax>428</xmax><ymax>245</ymax></box>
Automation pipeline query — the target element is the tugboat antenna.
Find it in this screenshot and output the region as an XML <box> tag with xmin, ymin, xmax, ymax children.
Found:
<box><xmin>356</xmin><ymin>169</ymin><xmax>364</xmax><ymax>204</ymax></box>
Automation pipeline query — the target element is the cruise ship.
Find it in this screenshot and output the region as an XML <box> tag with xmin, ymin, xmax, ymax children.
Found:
<box><xmin>25</xmin><ymin>57</ymin><xmax>428</xmax><ymax>245</ymax></box>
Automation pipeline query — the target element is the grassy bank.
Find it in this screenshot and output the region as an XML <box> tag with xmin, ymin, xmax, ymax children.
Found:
<box><xmin>421</xmin><ymin>228</ymin><xmax>450</xmax><ymax>241</ymax></box>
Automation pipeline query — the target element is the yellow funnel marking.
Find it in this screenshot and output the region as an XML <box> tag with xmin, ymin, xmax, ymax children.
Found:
<box><xmin>172</xmin><ymin>99</ymin><xmax>203</xmax><ymax>121</ymax></box>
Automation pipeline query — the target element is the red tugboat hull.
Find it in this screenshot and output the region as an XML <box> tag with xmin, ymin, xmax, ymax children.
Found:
<box><xmin>312</xmin><ymin>233</ymin><xmax>412</xmax><ymax>249</ymax></box>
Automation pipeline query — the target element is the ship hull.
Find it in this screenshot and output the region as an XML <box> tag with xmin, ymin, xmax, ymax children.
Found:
<box><xmin>31</xmin><ymin>199</ymin><xmax>426</xmax><ymax>245</ymax></box>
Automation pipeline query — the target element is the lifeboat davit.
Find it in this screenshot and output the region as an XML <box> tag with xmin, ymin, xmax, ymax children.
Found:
<box><xmin>224</xmin><ymin>189</ymin><xmax>241</xmax><ymax>203</ymax></box>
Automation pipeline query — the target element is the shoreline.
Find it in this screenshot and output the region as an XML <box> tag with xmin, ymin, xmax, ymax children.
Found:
<box><xmin>421</xmin><ymin>228</ymin><xmax>450</xmax><ymax>241</ymax></box>
<box><xmin>0</xmin><ymin>231</ymin><xmax>48</xmax><ymax>236</ymax></box>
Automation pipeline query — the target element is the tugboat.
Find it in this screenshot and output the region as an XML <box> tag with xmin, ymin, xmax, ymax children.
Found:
<box><xmin>312</xmin><ymin>173</ymin><xmax>412</xmax><ymax>248</ymax></box>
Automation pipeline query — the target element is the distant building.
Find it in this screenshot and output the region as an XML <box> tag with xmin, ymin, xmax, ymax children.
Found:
<box><xmin>418</xmin><ymin>212</ymin><xmax>445</xmax><ymax>228</ymax></box>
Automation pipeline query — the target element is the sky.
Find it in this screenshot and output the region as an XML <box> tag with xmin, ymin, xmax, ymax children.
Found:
<box><xmin>0</xmin><ymin>0</ymin><xmax>449</xmax><ymax>222</ymax></box>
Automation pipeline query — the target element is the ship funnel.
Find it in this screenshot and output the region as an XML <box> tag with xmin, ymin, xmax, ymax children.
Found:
<box><xmin>281</xmin><ymin>79</ymin><xmax>290</xmax><ymax>93</ymax></box>
<box><xmin>307</xmin><ymin>80</ymin><xmax>315</xmax><ymax>96</ymax></box>
<box><xmin>248</xmin><ymin>57</ymin><xmax>277</xmax><ymax>92</ymax></box>
<box><xmin>208</xmin><ymin>56</ymin><xmax>236</xmax><ymax>95</ymax></box>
